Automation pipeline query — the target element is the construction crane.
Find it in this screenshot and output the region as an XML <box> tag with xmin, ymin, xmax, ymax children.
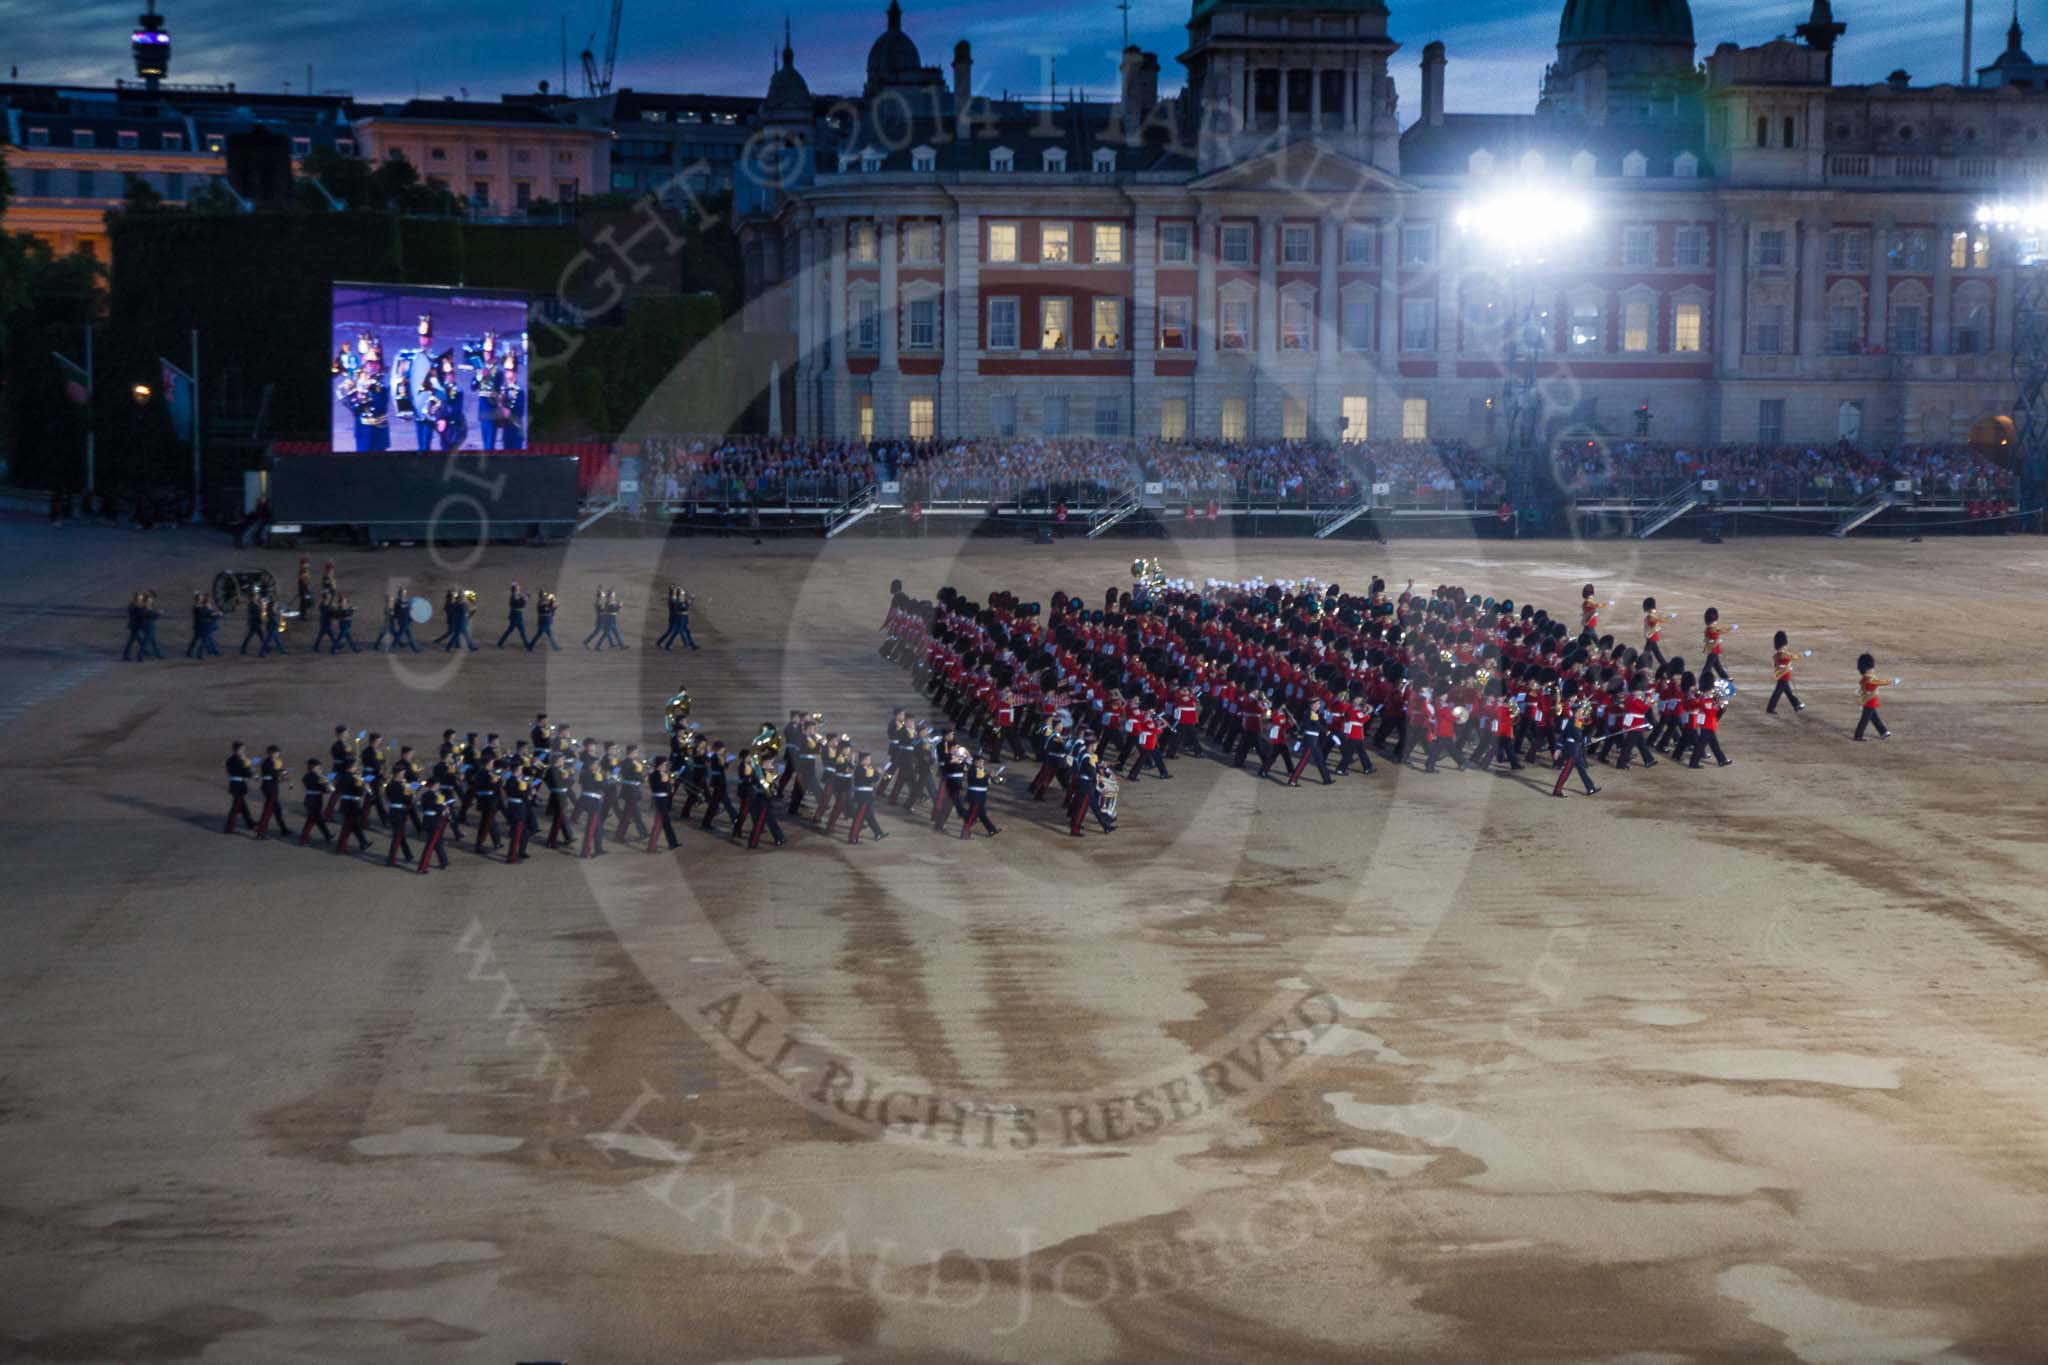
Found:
<box><xmin>579</xmin><ymin>0</ymin><xmax>624</xmax><ymax>97</ymax></box>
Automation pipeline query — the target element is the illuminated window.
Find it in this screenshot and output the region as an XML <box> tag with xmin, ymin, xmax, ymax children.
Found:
<box><xmin>858</xmin><ymin>394</ymin><xmax>874</xmax><ymax>440</ymax></box>
<box><xmin>987</xmin><ymin>221</ymin><xmax>1018</xmax><ymax>262</ymax></box>
<box><xmin>1674</xmin><ymin>302</ymin><xmax>1703</xmax><ymax>352</ymax></box>
<box><xmin>1040</xmin><ymin>297</ymin><xmax>1071</xmax><ymax>350</ymax></box>
<box><xmin>908</xmin><ymin>395</ymin><xmax>934</xmax><ymax>438</ymax></box>
<box><xmin>1221</xmin><ymin>396</ymin><xmax>1247</xmax><ymax>440</ymax></box>
<box><xmin>1092</xmin><ymin>223</ymin><xmax>1125</xmax><ymax>264</ymax></box>
<box><xmin>849</xmin><ymin>221</ymin><xmax>877</xmax><ymax>263</ymax></box>
<box><xmin>1160</xmin><ymin>397</ymin><xmax>1188</xmax><ymax>439</ymax></box>
<box><xmin>1092</xmin><ymin>297</ymin><xmax>1122</xmax><ymax>349</ymax></box>
<box><xmin>1040</xmin><ymin>223</ymin><xmax>1072</xmax><ymax>263</ymax></box>
<box><xmin>1159</xmin><ymin>297</ymin><xmax>1191</xmax><ymax>350</ymax></box>
<box><xmin>1280</xmin><ymin>293</ymin><xmax>1313</xmax><ymax>350</ymax></box>
<box><xmin>1570</xmin><ymin>298</ymin><xmax>1605</xmax><ymax>352</ymax></box>
<box><xmin>1401</xmin><ymin>397</ymin><xmax>1428</xmax><ymax>440</ymax></box>
<box><xmin>1220</xmin><ymin>295</ymin><xmax>1251</xmax><ymax>349</ymax></box>
<box><xmin>1623</xmin><ymin>297</ymin><xmax>1651</xmax><ymax>352</ymax></box>
<box><xmin>1341</xmin><ymin>395</ymin><xmax>1368</xmax><ymax>441</ymax></box>
<box><xmin>1282</xmin><ymin>395</ymin><xmax>1308</xmax><ymax>439</ymax></box>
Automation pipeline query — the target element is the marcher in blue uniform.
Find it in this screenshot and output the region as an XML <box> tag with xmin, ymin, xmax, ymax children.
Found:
<box><xmin>496</xmin><ymin>584</ymin><xmax>530</xmax><ymax>649</ymax></box>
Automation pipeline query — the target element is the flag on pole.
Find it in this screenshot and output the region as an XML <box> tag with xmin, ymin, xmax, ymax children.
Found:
<box><xmin>160</xmin><ymin>356</ymin><xmax>195</xmax><ymax>441</ymax></box>
<box><xmin>51</xmin><ymin>351</ymin><xmax>90</xmax><ymax>406</ymax></box>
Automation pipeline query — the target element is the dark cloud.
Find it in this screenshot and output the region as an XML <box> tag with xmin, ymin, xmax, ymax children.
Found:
<box><xmin>0</xmin><ymin>0</ymin><xmax>1993</xmax><ymax>115</ymax></box>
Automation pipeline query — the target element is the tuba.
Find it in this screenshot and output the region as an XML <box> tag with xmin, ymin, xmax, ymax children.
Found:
<box><xmin>749</xmin><ymin>724</ymin><xmax>783</xmax><ymax>763</ymax></box>
<box><xmin>662</xmin><ymin>686</ymin><xmax>692</xmax><ymax>735</ymax></box>
<box><xmin>461</xmin><ymin>589</ymin><xmax>478</xmax><ymax>610</ymax></box>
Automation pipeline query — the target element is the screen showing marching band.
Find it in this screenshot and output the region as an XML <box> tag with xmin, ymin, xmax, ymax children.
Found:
<box><xmin>329</xmin><ymin>283</ymin><xmax>531</xmax><ymax>454</ymax></box>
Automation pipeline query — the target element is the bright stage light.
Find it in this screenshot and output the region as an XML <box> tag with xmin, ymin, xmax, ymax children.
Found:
<box><xmin>1455</xmin><ymin>185</ymin><xmax>1594</xmax><ymax>263</ymax></box>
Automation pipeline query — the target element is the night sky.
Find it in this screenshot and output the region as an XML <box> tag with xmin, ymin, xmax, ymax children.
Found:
<box><xmin>0</xmin><ymin>0</ymin><xmax>2000</xmax><ymax>117</ymax></box>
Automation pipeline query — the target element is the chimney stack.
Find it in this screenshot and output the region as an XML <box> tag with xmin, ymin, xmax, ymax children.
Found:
<box><xmin>953</xmin><ymin>40</ymin><xmax>973</xmax><ymax>141</ymax></box>
<box><xmin>1421</xmin><ymin>42</ymin><xmax>1446</xmax><ymax>128</ymax></box>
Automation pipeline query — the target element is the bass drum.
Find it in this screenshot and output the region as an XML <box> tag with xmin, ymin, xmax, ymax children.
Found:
<box><xmin>1097</xmin><ymin>771</ymin><xmax>1121</xmax><ymax>819</ymax></box>
<box><xmin>409</xmin><ymin>596</ymin><xmax>434</xmax><ymax>624</ymax></box>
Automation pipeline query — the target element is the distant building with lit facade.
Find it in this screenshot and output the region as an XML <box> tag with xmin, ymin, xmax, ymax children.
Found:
<box><xmin>737</xmin><ymin>0</ymin><xmax>2048</xmax><ymax>449</ymax></box>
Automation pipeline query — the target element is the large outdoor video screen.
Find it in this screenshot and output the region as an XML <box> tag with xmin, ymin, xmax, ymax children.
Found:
<box><xmin>330</xmin><ymin>283</ymin><xmax>530</xmax><ymax>453</ymax></box>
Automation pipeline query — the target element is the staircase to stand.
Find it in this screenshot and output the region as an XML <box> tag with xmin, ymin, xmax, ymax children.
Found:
<box><xmin>1829</xmin><ymin>488</ymin><xmax>1894</xmax><ymax>538</ymax></box>
<box><xmin>1086</xmin><ymin>484</ymin><xmax>1142</xmax><ymax>539</ymax></box>
<box><xmin>1634</xmin><ymin>480</ymin><xmax>1702</xmax><ymax>539</ymax></box>
<box><xmin>825</xmin><ymin>484</ymin><xmax>878</xmax><ymax>538</ymax></box>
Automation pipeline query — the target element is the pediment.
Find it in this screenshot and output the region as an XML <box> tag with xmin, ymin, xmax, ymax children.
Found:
<box><xmin>1188</xmin><ymin>139</ymin><xmax>1413</xmax><ymax>195</ymax></box>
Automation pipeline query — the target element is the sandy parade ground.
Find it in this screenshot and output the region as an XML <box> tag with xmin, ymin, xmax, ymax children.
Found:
<box><xmin>0</xmin><ymin>515</ymin><xmax>2044</xmax><ymax>1363</ymax></box>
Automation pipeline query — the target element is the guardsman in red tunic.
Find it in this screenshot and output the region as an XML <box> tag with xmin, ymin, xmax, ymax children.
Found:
<box><xmin>1853</xmin><ymin>652</ymin><xmax>1892</xmax><ymax>740</ymax></box>
<box><xmin>1641</xmin><ymin>596</ymin><xmax>1670</xmax><ymax>667</ymax></box>
<box><xmin>1127</xmin><ymin>705</ymin><xmax>1172</xmax><ymax>781</ymax></box>
<box><xmin>1701</xmin><ymin>608</ymin><xmax>1732</xmax><ymax>686</ymax></box>
<box><xmin>1766</xmin><ymin>631</ymin><xmax>1806</xmax><ymax>714</ymax></box>
<box><xmin>1334</xmin><ymin>692</ymin><xmax>1376</xmax><ymax>775</ymax></box>
<box><xmin>1422</xmin><ymin>688</ymin><xmax>1465</xmax><ymax>773</ymax></box>
<box><xmin>1690</xmin><ymin>681</ymin><xmax>1733</xmax><ymax>767</ymax></box>
<box><xmin>1580</xmin><ymin>584</ymin><xmax>1601</xmax><ymax>634</ymax></box>
<box><xmin>1613</xmin><ymin>683</ymin><xmax>1658</xmax><ymax>770</ymax></box>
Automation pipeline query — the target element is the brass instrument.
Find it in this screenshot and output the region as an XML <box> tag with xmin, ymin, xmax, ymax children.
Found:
<box><xmin>1711</xmin><ymin>678</ymin><xmax>1737</xmax><ymax>702</ymax></box>
<box><xmin>749</xmin><ymin>724</ymin><xmax>784</xmax><ymax>762</ymax></box>
<box><xmin>1438</xmin><ymin>648</ymin><xmax>1455</xmax><ymax>664</ymax></box>
<box><xmin>1452</xmin><ymin>705</ymin><xmax>1471</xmax><ymax>724</ymax></box>
<box><xmin>1474</xmin><ymin>667</ymin><xmax>1493</xmax><ymax>687</ymax></box>
<box><xmin>1572</xmin><ymin>698</ymin><xmax>1595</xmax><ymax>726</ymax></box>
<box><xmin>1130</xmin><ymin>557</ymin><xmax>1166</xmax><ymax>592</ymax></box>
<box><xmin>462</xmin><ymin>589</ymin><xmax>478</xmax><ymax>610</ymax></box>
<box><xmin>662</xmin><ymin>687</ymin><xmax>692</xmax><ymax>735</ymax></box>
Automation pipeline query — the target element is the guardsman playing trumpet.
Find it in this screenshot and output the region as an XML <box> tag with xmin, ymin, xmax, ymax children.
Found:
<box><xmin>1853</xmin><ymin>653</ymin><xmax>1892</xmax><ymax>740</ymax></box>
<box><xmin>1641</xmin><ymin>597</ymin><xmax>1670</xmax><ymax>667</ymax></box>
<box><xmin>1701</xmin><ymin>608</ymin><xmax>1731</xmax><ymax>686</ymax></box>
<box><xmin>1767</xmin><ymin>631</ymin><xmax>1807</xmax><ymax>715</ymax></box>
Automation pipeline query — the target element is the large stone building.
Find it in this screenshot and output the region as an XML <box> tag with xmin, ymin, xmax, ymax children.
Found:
<box><xmin>739</xmin><ymin>0</ymin><xmax>2046</xmax><ymax>449</ymax></box>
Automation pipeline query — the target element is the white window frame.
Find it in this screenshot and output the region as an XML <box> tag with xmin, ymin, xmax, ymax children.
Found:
<box><xmin>1400</xmin><ymin>223</ymin><xmax>1436</xmax><ymax>268</ymax></box>
<box><xmin>905</xmin><ymin>290</ymin><xmax>939</xmax><ymax>350</ymax></box>
<box><xmin>990</xmin><ymin>146</ymin><xmax>1013</xmax><ymax>172</ymax></box>
<box><xmin>1675</xmin><ymin>226</ymin><xmax>1709</xmax><ymax>269</ymax></box>
<box><xmin>1401</xmin><ymin>397</ymin><xmax>1429</xmax><ymax>440</ymax></box>
<box><xmin>902</xmin><ymin>221</ymin><xmax>939</xmax><ymax>264</ymax></box>
<box><xmin>1040</xmin><ymin>222</ymin><xmax>1072</xmax><ymax>264</ymax></box>
<box><xmin>1279</xmin><ymin>288</ymin><xmax>1315</xmax><ymax>351</ymax></box>
<box><xmin>1221</xmin><ymin>222</ymin><xmax>1253</xmax><ymax>266</ymax></box>
<box><xmin>987</xmin><ymin>221</ymin><xmax>1019</xmax><ymax>264</ymax></box>
<box><xmin>1281</xmin><ymin>223</ymin><xmax>1314</xmax><ymax>267</ymax></box>
<box><xmin>1340</xmin><ymin>285</ymin><xmax>1376</xmax><ymax>351</ymax></box>
<box><xmin>911</xmin><ymin>145</ymin><xmax>936</xmax><ymax>172</ymax></box>
<box><xmin>1160</xmin><ymin>222</ymin><xmax>1192</xmax><ymax>264</ymax></box>
<box><xmin>1219</xmin><ymin>285</ymin><xmax>1253</xmax><ymax>350</ymax></box>
<box><xmin>849</xmin><ymin>221</ymin><xmax>878</xmax><ymax>264</ymax></box>
<box><xmin>1093</xmin><ymin>147</ymin><xmax>1117</xmax><ymax>173</ymax></box>
<box><xmin>1825</xmin><ymin>282</ymin><xmax>1864</xmax><ymax>355</ymax></box>
<box><xmin>987</xmin><ymin>296</ymin><xmax>1020</xmax><ymax>350</ymax></box>
<box><xmin>1341</xmin><ymin>222</ymin><xmax>1375</xmax><ymax>266</ymax></box>
<box><xmin>1092</xmin><ymin>297</ymin><xmax>1124</xmax><ymax>350</ymax></box>
<box><xmin>1159</xmin><ymin>296</ymin><xmax>1192</xmax><ymax>350</ymax></box>
<box><xmin>1672</xmin><ymin>293</ymin><xmax>1707</xmax><ymax>353</ymax></box>
<box><xmin>1757</xmin><ymin>229</ymin><xmax>1788</xmax><ymax>270</ymax></box>
<box><xmin>1568</xmin><ymin>290</ymin><xmax>1606</xmax><ymax>353</ymax></box>
<box><xmin>1620</xmin><ymin>289</ymin><xmax>1654</xmax><ymax>353</ymax></box>
<box><xmin>850</xmin><ymin>290</ymin><xmax>881</xmax><ymax>352</ymax></box>
<box><xmin>1399</xmin><ymin>296</ymin><xmax>1435</xmax><ymax>352</ymax></box>
<box><xmin>1039</xmin><ymin>296</ymin><xmax>1072</xmax><ymax>351</ymax></box>
<box><xmin>1622</xmin><ymin>225</ymin><xmax>1655</xmax><ymax>268</ymax></box>
<box><xmin>1043</xmin><ymin>147</ymin><xmax>1067</xmax><ymax>172</ymax></box>
<box><xmin>1092</xmin><ymin>223</ymin><xmax>1125</xmax><ymax>265</ymax></box>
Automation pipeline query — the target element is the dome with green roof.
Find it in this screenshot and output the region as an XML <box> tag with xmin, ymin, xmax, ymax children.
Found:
<box><xmin>1556</xmin><ymin>0</ymin><xmax>1694</xmax><ymax>47</ymax></box>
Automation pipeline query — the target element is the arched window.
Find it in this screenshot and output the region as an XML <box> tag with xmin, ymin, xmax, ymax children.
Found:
<box><xmin>1826</xmin><ymin>281</ymin><xmax>1865</xmax><ymax>354</ymax></box>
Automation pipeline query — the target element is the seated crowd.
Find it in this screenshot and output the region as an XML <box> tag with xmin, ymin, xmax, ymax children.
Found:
<box><xmin>1558</xmin><ymin>440</ymin><xmax>2016</xmax><ymax>503</ymax></box>
<box><xmin>588</xmin><ymin>434</ymin><xmax>2017</xmax><ymax>513</ymax></box>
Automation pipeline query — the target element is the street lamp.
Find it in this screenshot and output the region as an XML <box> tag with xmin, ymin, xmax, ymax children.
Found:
<box><xmin>1456</xmin><ymin>183</ymin><xmax>1595</xmax><ymax>533</ymax></box>
<box><xmin>131</xmin><ymin>382</ymin><xmax>154</xmax><ymax>406</ymax></box>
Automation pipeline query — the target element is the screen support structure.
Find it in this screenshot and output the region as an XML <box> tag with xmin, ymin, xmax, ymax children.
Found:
<box><xmin>2009</xmin><ymin>261</ymin><xmax>2048</xmax><ymax>531</ymax></box>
